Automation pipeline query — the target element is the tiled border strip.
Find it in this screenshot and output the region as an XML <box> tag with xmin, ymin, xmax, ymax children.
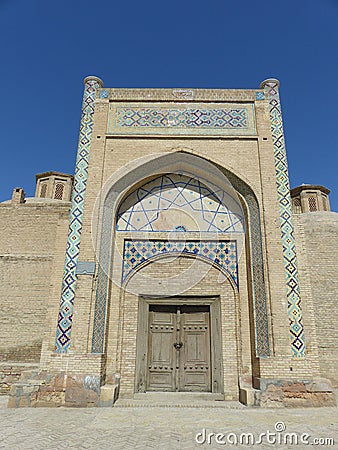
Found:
<box><xmin>55</xmin><ymin>76</ymin><xmax>103</xmax><ymax>352</ymax></box>
<box><xmin>261</xmin><ymin>79</ymin><xmax>305</xmax><ymax>357</ymax></box>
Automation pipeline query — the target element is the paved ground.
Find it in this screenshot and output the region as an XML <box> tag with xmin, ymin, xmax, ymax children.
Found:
<box><xmin>0</xmin><ymin>396</ymin><xmax>336</xmax><ymax>449</ymax></box>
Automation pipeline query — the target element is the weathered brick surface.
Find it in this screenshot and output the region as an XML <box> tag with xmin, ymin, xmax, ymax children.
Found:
<box><xmin>0</xmin><ymin>363</ymin><xmax>39</xmax><ymax>394</ymax></box>
<box><xmin>0</xmin><ymin>200</ymin><xmax>70</xmax><ymax>362</ymax></box>
<box><xmin>294</xmin><ymin>212</ymin><xmax>338</xmax><ymax>387</ymax></box>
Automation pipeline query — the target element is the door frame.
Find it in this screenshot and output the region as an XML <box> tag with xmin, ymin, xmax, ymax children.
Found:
<box><xmin>135</xmin><ymin>295</ymin><xmax>224</xmax><ymax>394</ymax></box>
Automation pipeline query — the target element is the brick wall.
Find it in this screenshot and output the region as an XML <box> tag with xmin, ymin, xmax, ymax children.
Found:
<box><xmin>0</xmin><ymin>200</ymin><xmax>70</xmax><ymax>362</ymax></box>
<box><xmin>294</xmin><ymin>212</ymin><xmax>338</xmax><ymax>386</ymax></box>
<box><xmin>0</xmin><ymin>363</ymin><xmax>39</xmax><ymax>394</ymax></box>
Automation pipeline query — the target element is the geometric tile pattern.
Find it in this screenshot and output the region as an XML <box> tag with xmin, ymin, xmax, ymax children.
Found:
<box><xmin>99</xmin><ymin>89</ymin><xmax>109</xmax><ymax>99</ymax></box>
<box><xmin>118</xmin><ymin>107</ymin><xmax>248</xmax><ymax>128</ymax></box>
<box><xmin>108</xmin><ymin>103</ymin><xmax>256</xmax><ymax>136</ymax></box>
<box><xmin>224</xmin><ymin>173</ymin><xmax>270</xmax><ymax>357</ymax></box>
<box><xmin>116</xmin><ymin>174</ymin><xmax>244</xmax><ymax>233</ymax></box>
<box><xmin>245</xmin><ymin>192</ymin><xmax>270</xmax><ymax>357</ymax></box>
<box><xmin>55</xmin><ymin>77</ymin><xmax>102</xmax><ymax>353</ymax></box>
<box><xmin>122</xmin><ymin>240</ymin><xmax>238</xmax><ymax>285</ymax></box>
<box><xmin>92</xmin><ymin>205</ymin><xmax>113</xmax><ymax>354</ymax></box>
<box><xmin>92</xmin><ymin>264</ymin><xmax>109</xmax><ymax>354</ymax></box>
<box><xmin>262</xmin><ymin>80</ymin><xmax>305</xmax><ymax>357</ymax></box>
<box><xmin>255</xmin><ymin>91</ymin><xmax>265</xmax><ymax>101</ymax></box>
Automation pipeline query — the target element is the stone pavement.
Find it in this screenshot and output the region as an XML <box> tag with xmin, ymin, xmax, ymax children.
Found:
<box><xmin>0</xmin><ymin>396</ymin><xmax>336</xmax><ymax>449</ymax></box>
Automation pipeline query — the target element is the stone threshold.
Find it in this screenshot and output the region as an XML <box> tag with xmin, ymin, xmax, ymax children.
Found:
<box><xmin>114</xmin><ymin>392</ymin><xmax>246</xmax><ymax>408</ymax></box>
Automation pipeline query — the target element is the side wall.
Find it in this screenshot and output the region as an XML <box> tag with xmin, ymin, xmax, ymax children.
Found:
<box><xmin>294</xmin><ymin>211</ymin><xmax>338</xmax><ymax>386</ymax></box>
<box><xmin>0</xmin><ymin>201</ymin><xmax>70</xmax><ymax>362</ymax></box>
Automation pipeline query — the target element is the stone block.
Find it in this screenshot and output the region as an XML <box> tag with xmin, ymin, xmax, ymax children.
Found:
<box><xmin>239</xmin><ymin>387</ymin><xmax>256</xmax><ymax>406</ymax></box>
<box><xmin>65</xmin><ymin>386</ymin><xmax>99</xmax><ymax>407</ymax></box>
<box><xmin>51</xmin><ymin>373</ymin><xmax>66</xmax><ymax>389</ymax></box>
<box><xmin>260</xmin><ymin>387</ymin><xmax>284</xmax><ymax>407</ymax></box>
<box><xmin>36</xmin><ymin>391</ymin><xmax>65</xmax><ymax>407</ymax></box>
<box><xmin>99</xmin><ymin>384</ymin><xmax>118</xmax><ymax>407</ymax></box>
<box><xmin>310</xmin><ymin>392</ymin><xmax>336</xmax><ymax>407</ymax></box>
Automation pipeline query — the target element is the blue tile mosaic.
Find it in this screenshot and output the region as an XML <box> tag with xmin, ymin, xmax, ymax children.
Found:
<box><xmin>99</xmin><ymin>89</ymin><xmax>109</xmax><ymax>99</ymax></box>
<box><xmin>108</xmin><ymin>102</ymin><xmax>256</xmax><ymax>136</ymax></box>
<box><xmin>55</xmin><ymin>78</ymin><xmax>102</xmax><ymax>353</ymax></box>
<box><xmin>122</xmin><ymin>240</ymin><xmax>238</xmax><ymax>286</ymax></box>
<box><xmin>255</xmin><ymin>91</ymin><xmax>265</xmax><ymax>100</ymax></box>
<box><xmin>262</xmin><ymin>80</ymin><xmax>305</xmax><ymax>357</ymax></box>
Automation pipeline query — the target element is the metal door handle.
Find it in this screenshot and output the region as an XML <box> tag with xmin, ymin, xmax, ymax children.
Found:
<box><xmin>174</xmin><ymin>342</ymin><xmax>183</xmax><ymax>349</ymax></box>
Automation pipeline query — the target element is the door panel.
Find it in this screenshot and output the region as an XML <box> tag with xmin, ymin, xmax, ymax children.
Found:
<box><xmin>179</xmin><ymin>306</ymin><xmax>211</xmax><ymax>392</ymax></box>
<box><xmin>147</xmin><ymin>306</ymin><xmax>176</xmax><ymax>391</ymax></box>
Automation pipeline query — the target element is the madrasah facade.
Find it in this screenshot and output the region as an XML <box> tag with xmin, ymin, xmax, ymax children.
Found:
<box><xmin>0</xmin><ymin>76</ymin><xmax>337</xmax><ymax>407</ymax></box>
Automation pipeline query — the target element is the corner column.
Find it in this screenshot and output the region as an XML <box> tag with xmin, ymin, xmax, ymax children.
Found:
<box><xmin>55</xmin><ymin>76</ymin><xmax>103</xmax><ymax>353</ymax></box>
<box><xmin>260</xmin><ymin>78</ymin><xmax>305</xmax><ymax>357</ymax></box>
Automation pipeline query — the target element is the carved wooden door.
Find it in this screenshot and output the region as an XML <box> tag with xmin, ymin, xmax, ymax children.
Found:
<box><xmin>179</xmin><ymin>305</ymin><xmax>211</xmax><ymax>392</ymax></box>
<box><xmin>147</xmin><ymin>305</ymin><xmax>211</xmax><ymax>392</ymax></box>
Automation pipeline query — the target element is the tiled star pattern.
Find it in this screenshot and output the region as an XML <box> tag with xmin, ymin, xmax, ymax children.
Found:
<box><xmin>116</xmin><ymin>174</ymin><xmax>244</xmax><ymax>233</ymax></box>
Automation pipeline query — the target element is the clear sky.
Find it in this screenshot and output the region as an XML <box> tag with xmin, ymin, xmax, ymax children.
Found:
<box><xmin>1</xmin><ymin>0</ymin><xmax>337</xmax><ymax>211</ymax></box>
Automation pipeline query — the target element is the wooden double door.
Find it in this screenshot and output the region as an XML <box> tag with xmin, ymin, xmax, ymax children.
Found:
<box><xmin>147</xmin><ymin>305</ymin><xmax>211</xmax><ymax>392</ymax></box>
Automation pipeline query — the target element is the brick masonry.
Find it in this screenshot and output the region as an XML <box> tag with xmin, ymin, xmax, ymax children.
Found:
<box><xmin>0</xmin><ymin>200</ymin><xmax>70</xmax><ymax>362</ymax></box>
<box><xmin>294</xmin><ymin>211</ymin><xmax>338</xmax><ymax>387</ymax></box>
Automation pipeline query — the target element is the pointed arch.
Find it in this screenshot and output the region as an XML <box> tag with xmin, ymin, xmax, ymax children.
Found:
<box><xmin>116</xmin><ymin>173</ymin><xmax>244</xmax><ymax>233</ymax></box>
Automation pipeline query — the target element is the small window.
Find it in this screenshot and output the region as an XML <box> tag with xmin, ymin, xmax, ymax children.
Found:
<box><xmin>54</xmin><ymin>183</ymin><xmax>64</xmax><ymax>200</ymax></box>
<box><xmin>308</xmin><ymin>196</ymin><xmax>317</xmax><ymax>212</ymax></box>
<box><xmin>293</xmin><ymin>197</ymin><xmax>301</xmax><ymax>214</ymax></box>
<box><xmin>40</xmin><ymin>183</ymin><xmax>47</xmax><ymax>198</ymax></box>
<box><xmin>322</xmin><ymin>194</ymin><xmax>328</xmax><ymax>211</ymax></box>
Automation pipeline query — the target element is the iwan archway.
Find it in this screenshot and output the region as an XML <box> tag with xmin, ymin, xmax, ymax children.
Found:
<box><xmin>91</xmin><ymin>151</ymin><xmax>270</xmax><ymax>399</ymax></box>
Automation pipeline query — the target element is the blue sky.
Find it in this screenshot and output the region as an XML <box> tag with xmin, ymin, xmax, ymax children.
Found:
<box><xmin>1</xmin><ymin>0</ymin><xmax>337</xmax><ymax>211</ymax></box>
